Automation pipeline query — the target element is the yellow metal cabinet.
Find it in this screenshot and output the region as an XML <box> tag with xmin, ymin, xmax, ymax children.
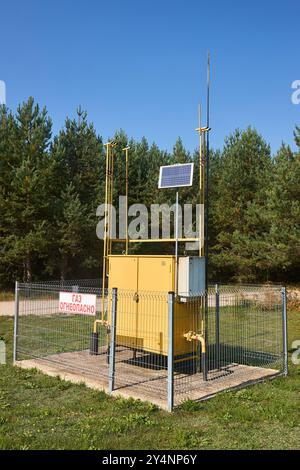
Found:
<box><xmin>108</xmin><ymin>255</ymin><xmax>201</xmax><ymax>357</ymax></box>
<box><xmin>137</xmin><ymin>257</ymin><xmax>174</xmax><ymax>355</ymax></box>
<box><xmin>108</xmin><ymin>256</ymin><xmax>138</xmax><ymax>349</ymax></box>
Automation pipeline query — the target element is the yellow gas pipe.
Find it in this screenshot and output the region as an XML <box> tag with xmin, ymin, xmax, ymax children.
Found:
<box><xmin>93</xmin><ymin>318</ymin><xmax>109</xmax><ymax>334</ymax></box>
<box><xmin>183</xmin><ymin>331</ymin><xmax>206</xmax><ymax>353</ymax></box>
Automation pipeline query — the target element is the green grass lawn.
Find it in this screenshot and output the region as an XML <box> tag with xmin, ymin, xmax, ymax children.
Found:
<box><xmin>0</xmin><ymin>311</ymin><xmax>299</xmax><ymax>450</ymax></box>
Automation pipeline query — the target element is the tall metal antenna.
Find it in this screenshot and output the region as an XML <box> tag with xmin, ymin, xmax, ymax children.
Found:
<box><xmin>207</xmin><ymin>52</ymin><xmax>210</xmax><ymax>128</ymax></box>
<box><xmin>205</xmin><ymin>51</ymin><xmax>211</xmax><ymax>292</ymax></box>
<box><xmin>198</xmin><ymin>104</ymin><xmax>203</xmax><ymax>257</ymax></box>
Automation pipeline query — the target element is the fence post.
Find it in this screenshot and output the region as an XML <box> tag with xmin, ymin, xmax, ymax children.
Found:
<box><xmin>281</xmin><ymin>287</ymin><xmax>288</xmax><ymax>376</ymax></box>
<box><xmin>167</xmin><ymin>291</ymin><xmax>175</xmax><ymax>412</ymax></box>
<box><xmin>13</xmin><ymin>281</ymin><xmax>19</xmax><ymax>364</ymax></box>
<box><xmin>108</xmin><ymin>287</ymin><xmax>118</xmax><ymax>394</ymax></box>
<box><xmin>201</xmin><ymin>291</ymin><xmax>208</xmax><ymax>381</ymax></box>
<box><xmin>215</xmin><ymin>283</ymin><xmax>220</xmax><ymax>370</ymax></box>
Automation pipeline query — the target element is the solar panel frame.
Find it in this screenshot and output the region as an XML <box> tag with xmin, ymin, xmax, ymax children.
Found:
<box><xmin>158</xmin><ymin>163</ymin><xmax>194</xmax><ymax>189</ymax></box>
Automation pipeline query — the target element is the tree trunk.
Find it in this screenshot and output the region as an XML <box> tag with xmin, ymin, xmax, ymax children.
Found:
<box><xmin>60</xmin><ymin>255</ymin><xmax>68</xmax><ymax>282</ymax></box>
<box><xmin>25</xmin><ymin>254</ymin><xmax>32</xmax><ymax>283</ymax></box>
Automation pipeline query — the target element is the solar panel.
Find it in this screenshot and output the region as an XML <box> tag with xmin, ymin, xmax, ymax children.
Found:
<box><xmin>158</xmin><ymin>163</ymin><xmax>194</xmax><ymax>189</ymax></box>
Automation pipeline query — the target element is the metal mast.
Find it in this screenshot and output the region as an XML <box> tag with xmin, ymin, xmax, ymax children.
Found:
<box><xmin>205</xmin><ymin>52</ymin><xmax>211</xmax><ymax>292</ymax></box>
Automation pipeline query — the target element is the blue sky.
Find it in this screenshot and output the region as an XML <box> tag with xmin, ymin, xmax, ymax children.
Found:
<box><xmin>1</xmin><ymin>0</ymin><xmax>300</xmax><ymax>154</ymax></box>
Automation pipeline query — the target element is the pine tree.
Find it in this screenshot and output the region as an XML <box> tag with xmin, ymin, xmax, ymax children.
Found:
<box><xmin>0</xmin><ymin>98</ymin><xmax>52</xmax><ymax>283</ymax></box>
<box><xmin>54</xmin><ymin>183</ymin><xmax>87</xmax><ymax>280</ymax></box>
<box><xmin>0</xmin><ymin>105</ymin><xmax>18</xmax><ymax>285</ymax></box>
<box><xmin>264</xmin><ymin>142</ymin><xmax>300</xmax><ymax>281</ymax></box>
<box><xmin>294</xmin><ymin>126</ymin><xmax>300</xmax><ymax>148</ymax></box>
<box><xmin>50</xmin><ymin>108</ymin><xmax>103</xmax><ymax>279</ymax></box>
<box><xmin>210</xmin><ymin>127</ymin><xmax>272</xmax><ymax>281</ymax></box>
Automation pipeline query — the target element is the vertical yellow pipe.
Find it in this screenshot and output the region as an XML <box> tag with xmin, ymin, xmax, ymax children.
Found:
<box><xmin>102</xmin><ymin>143</ymin><xmax>110</xmax><ymax>320</ymax></box>
<box><xmin>122</xmin><ymin>147</ymin><xmax>130</xmax><ymax>255</ymax></box>
<box><xmin>126</xmin><ymin>149</ymin><xmax>128</xmax><ymax>255</ymax></box>
<box><xmin>109</xmin><ymin>146</ymin><xmax>114</xmax><ymax>257</ymax></box>
<box><xmin>201</xmin><ymin>132</ymin><xmax>205</xmax><ymax>259</ymax></box>
<box><xmin>196</xmin><ymin>108</ymin><xmax>209</xmax><ymax>344</ymax></box>
<box><xmin>202</xmin><ymin>132</ymin><xmax>206</xmax><ymax>216</ymax></box>
<box><xmin>202</xmin><ymin>130</ymin><xmax>206</xmax><ymax>333</ymax></box>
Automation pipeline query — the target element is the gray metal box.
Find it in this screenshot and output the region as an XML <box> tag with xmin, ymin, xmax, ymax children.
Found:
<box><xmin>178</xmin><ymin>257</ymin><xmax>205</xmax><ymax>296</ymax></box>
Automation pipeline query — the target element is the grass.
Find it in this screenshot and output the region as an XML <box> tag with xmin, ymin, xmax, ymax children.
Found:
<box><xmin>0</xmin><ymin>311</ymin><xmax>299</xmax><ymax>450</ymax></box>
<box><xmin>16</xmin><ymin>314</ymin><xmax>107</xmax><ymax>358</ymax></box>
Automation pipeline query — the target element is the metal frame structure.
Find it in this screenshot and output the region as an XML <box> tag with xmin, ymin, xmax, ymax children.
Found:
<box><xmin>97</xmin><ymin>55</ymin><xmax>212</xmax><ymax>385</ymax></box>
<box><xmin>101</xmin><ymin>54</ymin><xmax>212</xmax><ymax>299</ymax></box>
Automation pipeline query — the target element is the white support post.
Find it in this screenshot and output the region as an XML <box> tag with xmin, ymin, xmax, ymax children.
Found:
<box><xmin>108</xmin><ymin>288</ymin><xmax>118</xmax><ymax>394</ymax></box>
<box><xmin>281</xmin><ymin>287</ymin><xmax>288</xmax><ymax>376</ymax></box>
<box><xmin>13</xmin><ymin>281</ymin><xmax>19</xmax><ymax>364</ymax></box>
<box><xmin>167</xmin><ymin>291</ymin><xmax>175</xmax><ymax>412</ymax></box>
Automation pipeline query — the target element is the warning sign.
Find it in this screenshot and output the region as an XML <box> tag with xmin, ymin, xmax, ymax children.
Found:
<box><xmin>59</xmin><ymin>292</ymin><xmax>96</xmax><ymax>315</ymax></box>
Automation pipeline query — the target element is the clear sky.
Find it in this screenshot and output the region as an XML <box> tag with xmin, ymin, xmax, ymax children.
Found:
<box><xmin>1</xmin><ymin>0</ymin><xmax>300</xmax><ymax>154</ymax></box>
